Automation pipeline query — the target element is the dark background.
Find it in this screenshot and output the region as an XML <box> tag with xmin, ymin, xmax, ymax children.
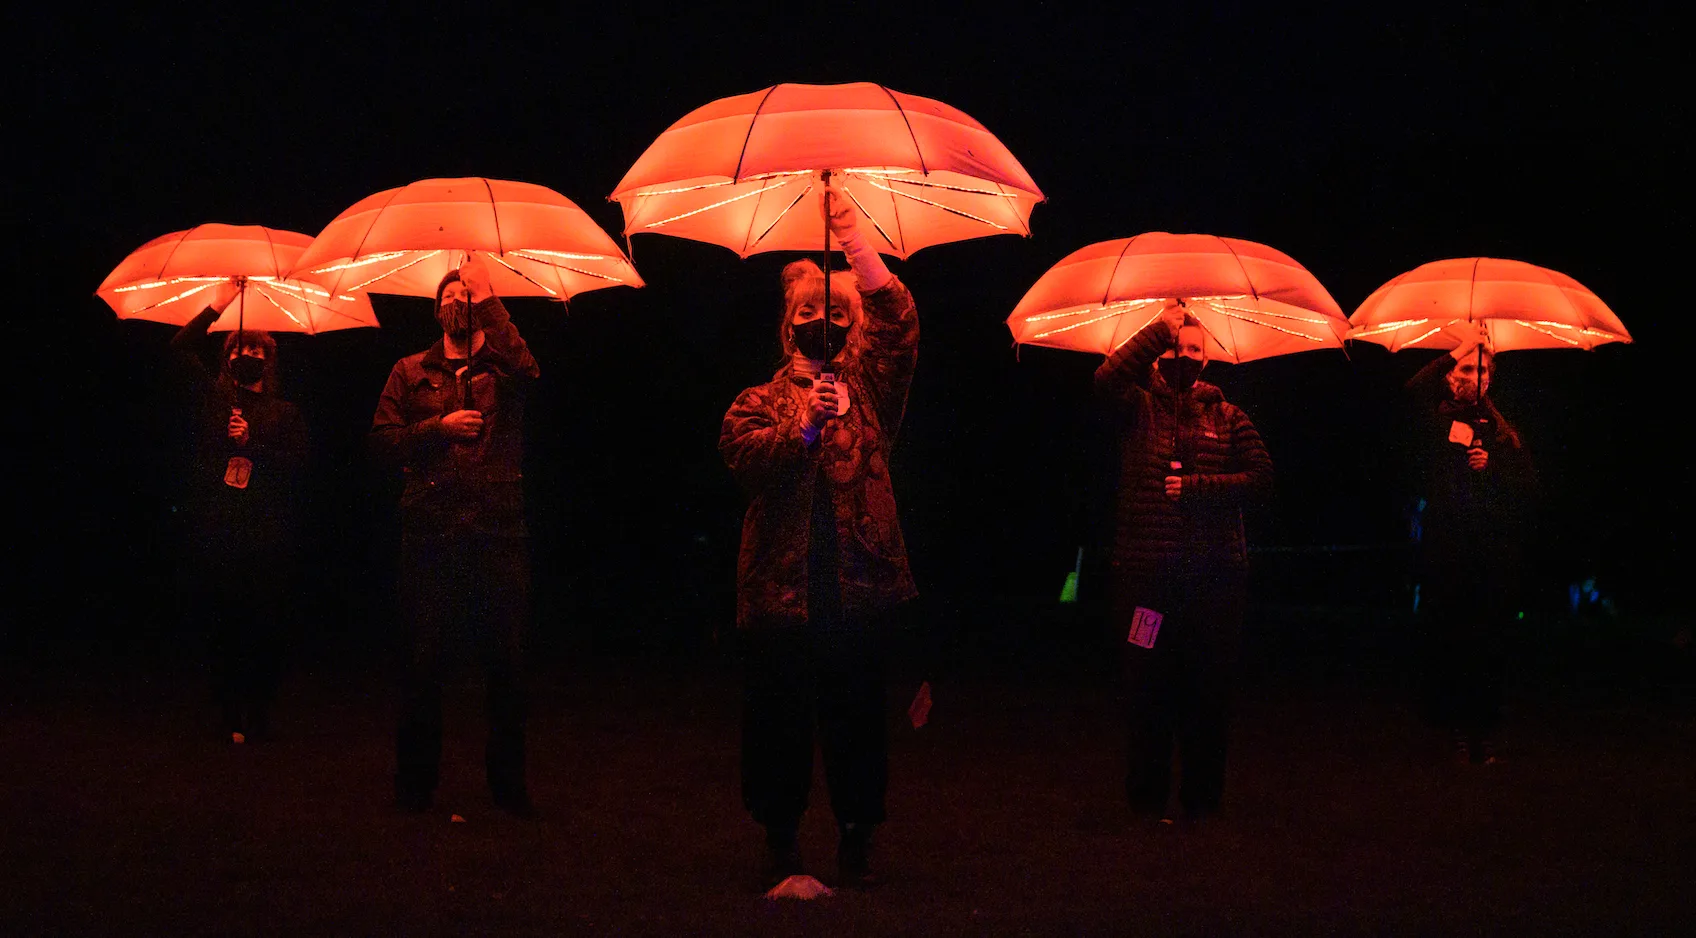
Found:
<box><xmin>12</xmin><ymin>4</ymin><xmax>1684</xmax><ymax>661</ymax></box>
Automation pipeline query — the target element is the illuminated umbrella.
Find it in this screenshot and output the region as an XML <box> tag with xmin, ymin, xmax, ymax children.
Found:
<box><xmin>610</xmin><ymin>81</ymin><xmax>1043</xmax><ymax>260</ymax></box>
<box><xmin>1347</xmin><ymin>257</ymin><xmax>1630</xmax><ymax>353</ymax></box>
<box><xmin>1007</xmin><ymin>232</ymin><xmax>1348</xmax><ymax>362</ymax></box>
<box><xmin>290</xmin><ymin>176</ymin><xmax>643</xmax><ymax>302</ymax></box>
<box><xmin>97</xmin><ymin>224</ymin><xmax>377</xmax><ymax>334</ymax></box>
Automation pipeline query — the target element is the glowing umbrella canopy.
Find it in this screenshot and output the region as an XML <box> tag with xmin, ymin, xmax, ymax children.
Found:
<box><xmin>1007</xmin><ymin>233</ymin><xmax>1348</xmax><ymax>362</ymax></box>
<box><xmin>97</xmin><ymin>224</ymin><xmax>376</xmax><ymax>333</ymax></box>
<box><xmin>291</xmin><ymin>177</ymin><xmax>643</xmax><ymax>301</ymax></box>
<box><xmin>610</xmin><ymin>81</ymin><xmax>1044</xmax><ymax>259</ymax></box>
<box><xmin>1348</xmin><ymin>257</ymin><xmax>1629</xmax><ymax>352</ymax></box>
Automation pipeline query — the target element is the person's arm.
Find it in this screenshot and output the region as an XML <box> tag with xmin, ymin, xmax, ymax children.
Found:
<box><xmin>1094</xmin><ymin>319</ymin><xmax>1171</xmax><ymax>406</ymax></box>
<box><xmin>368</xmin><ymin>362</ymin><xmax>449</xmax><ymax>471</ymax></box>
<box><xmin>169</xmin><ymin>306</ymin><xmax>221</xmax><ymax>382</ymax></box>
<box><xmin>827</xmin><ymin>183</ymin><xmax>916</xmax><ymax>441</ymax></box>
<box><xmin>719</xmin><ymin>386</ymin><xmax>812</xmax><ymax>494</ymax></box>
<box><xmin>473</xmin><ymin>295</ymin><xmax>540</xmax><ymax>380</ymax></box>
<box><xmin>1183</xmin><ymin>405</ymin><xmax>1274</xmax><ymax>508</ymax></box>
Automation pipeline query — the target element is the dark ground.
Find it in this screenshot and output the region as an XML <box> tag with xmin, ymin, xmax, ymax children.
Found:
<box><xmin>3</xmin><ymin>601</ymin><xmax>1691</xmax><ymax>937</ymax></box>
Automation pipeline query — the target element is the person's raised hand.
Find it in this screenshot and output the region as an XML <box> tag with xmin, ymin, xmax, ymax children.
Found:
<box><xmin>458</xmin><ymin>256</ymin><xmax>494</xmax><ymax>303</ymax></box>
<box><xmin>1160</xmin><ymin>302</ymin><xmax>1188</xmax><ymax>341</ymax></box>
<box><xmin>442</xmin><ymin>409</ymin><xmax>485</xmax><ymax>440</ymax></box>
<box><xmin>821</xmin><ymin>174</ymin><xmax>858</xmax><ymax>240</ymax></box>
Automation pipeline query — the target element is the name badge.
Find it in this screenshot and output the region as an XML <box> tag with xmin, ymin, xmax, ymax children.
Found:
<box><xmin>1448</xmin><ymin>421</ymin><xmax>1474</xmax><ymax>446</ymax></box>
<box><xmin>224</xmin><ymin>457</ymin><xmax>253</xmax><ymax>489</ymax></box>
<box><xmin>1128</xmin><ymin>606</ymin><xmax>1163</xmax><ymax>649</ymax></box>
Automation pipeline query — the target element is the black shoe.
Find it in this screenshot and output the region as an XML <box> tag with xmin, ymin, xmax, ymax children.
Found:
<box><xmin>836</xmin><ymin>823</ymin><xmax>880</xmax><ymax>889</ymax></box>
<box><xmin>492</xmin><ymin>788</ymin><xmax>536</xmax><ymax>819</ymax></box>
<box><xmin>1451</xmin><ymin>731</ymin><xmax>1472</xmax><ymax>765</ymax></box>
<box><xmin>396</xmin><ymin>790</ymin><xmax>433</xmax><ymax>815</ymax></box>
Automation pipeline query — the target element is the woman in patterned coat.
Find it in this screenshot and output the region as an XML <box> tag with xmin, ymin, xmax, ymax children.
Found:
<box><xmin>719</xmin><ymin>181</ymin><xmax>918</xmax><ymax>890</ymax></box>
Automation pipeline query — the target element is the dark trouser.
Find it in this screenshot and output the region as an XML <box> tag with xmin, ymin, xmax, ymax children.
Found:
<box><xmin>1116</xmin><ymin>568</ymin><xmax>1246</xmax><ymax>817</ymax></box>
<box><xmin>740</xmin><ymin>621</ymin><xmax>889</xmax><ymax>835</ymax></box>
<box><xmin>1418</xmin><ymin>568</ymin><xmax>1511</xmax><ymax>738</ymax></box>
<box><xmin>395</xmin><ymin>532</ymin><xmax>530</xmax><ymax>800</ymax></box>
<box><xmin>197</xmin><ymin>544</ymin><xmax>289</xmax><ymax>736</ymax></box>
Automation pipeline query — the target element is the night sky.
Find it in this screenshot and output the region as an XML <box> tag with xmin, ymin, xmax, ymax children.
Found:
<box><xmin>16</xmin><ymin>5</ymin><xmax>1683</xmax><ymax>652</ymax></box>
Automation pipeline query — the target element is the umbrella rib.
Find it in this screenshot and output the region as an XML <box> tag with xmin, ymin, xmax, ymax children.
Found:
<box><xmin>1198</xmin><ymin>302</ymin><xmax>1326</xmax><ymax>342</ymax></box>
<box><xmin>1212</xmin><ymin>235</ymin><xmax>1262</xmax><ymax>302</ymax></box>
<box><xmin>746</xmin><ymin>182</ymin><xmax>814</xmax><ymax>252</ymax></box>
<box><xmin>486</xmin><ymin>253</ymin><xmax>559</xmax><ymax>296</ymax></box>
<box><xmin>260</xmin><ymin>226</ymin><xmax>282</xmax><ymax>279</ymax></box>
<box><xmin>642</xmin><ymin>179</ymin><xmax>793</xmax><ymax>229</ymax></box>
<box><xmin>333</xmin><ymin>186</ymin><xmax>410</xmax><ymax>297</ymax></box>
<box><xmin>1511</xmin><ymin>319</ymin><xmax>1584</xmax><ymax>347</ymax></box>
<box><xmin>844</xmin><ymin>170</ymin><xmax>908</xmax><ymax>256</ymax></box>
<box><xmin>511</xmin><ymin>251</ymin><xmax>628</xmax><ymax>283</ymax></box>
<box><xmin>249</xmin><ymin>283</ymin><xmax>311</xmax><ymax>331</ymax></box>
<box><xmin>878</xmin><ymin>176</ymin><xmax>1024</xmax><ymax>198</ymax></box>
<box><xmin>1189</xmin><ymin>314</ymin><xmax>1241</xmax><ymax>364</ymax></box>
<box><xmin>1024</xmin><ymin>298</ymin><xmax>1160</xmax><ymax>322</ymax></box>
<box><xmin>308</xmin><ymin>250</ymin><xmax>412</xmax><ymax>275</ymax></box>
<box><xmin>1208</xmin><ymin>302</ymin><xmax>1329</xmax><ymax>324</ymax></box>
<box><xmin>1348</xmin><ymin>317</ymin><xmax>1430</xmax><ymax>339</ymax></box>
<box><xmin>127</xmin><ymin>280</ymin><xmax>224</xmax><ymax>315</ymax></box>
<box><xmin>1101</xmin><ymin>235</ymin><xmax>1144</xmax><ymax>309</ymax></box>
<box><xmin>1031</xmin><ymin>306</ymin><xmax>1137</xmax><ymax>340</ymax></box>
<box><xmin>151</xmin><ymin>223</ymin><xmax>204</xmax><ymax>282</ymax></box>
<box><xmin>512</xmin><ymin>249</ymin><xmax>625</xmax><ymax>261</ymax></box>
<box><xmin>856</xmin><ymin>178</ymin><xmax>1008</xmax><ymax>229</ymax></box>
<box><xmin>732</xmin><ymin>85</ymin><xmax>781</xmax><ymax>183</ymax></box>
<box><xmin>1397</xmin><ymin>322</ymin><xmax>1454</xmax><ymax>351</ymax></box>
<box><xmin>342</xmin><ymin>251</ymin><xmax>442</xmax><ymax>293</ymax></box>
<box><xmin>479</xmin><ymin>178</ymin><xmax>505</xmax><ymax>257</ymax></box>
<box><xmin>261</xmin><ymin>280</ymin><xmax>370</xmax><ymax>325</ymax></box>
<box><xmin>1106</xmin><ymin>309</ymin><xmax>1168</xmax><ymax>353</ymax></box>
<box><xmin>839</xmin><ymin>185</ymin><xmax>897</xmax><ymax>250</ymax></box>
<box><xmin>877</xmin><ymin>84</ymin><xmax>930</xmax><ymax>175</ymax></box>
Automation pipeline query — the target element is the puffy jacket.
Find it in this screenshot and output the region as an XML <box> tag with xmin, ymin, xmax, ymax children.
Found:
<box><xmin>1095</xmin><ymin>321</ymin><xmax>1273</xmax><ymax>581</ymax></box>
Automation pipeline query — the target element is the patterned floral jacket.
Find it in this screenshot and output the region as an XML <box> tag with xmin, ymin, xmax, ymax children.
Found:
<box><xmin>720</xmin><ymin>276</ymin><xmax>920</xmax><ymax>629</ymax></box>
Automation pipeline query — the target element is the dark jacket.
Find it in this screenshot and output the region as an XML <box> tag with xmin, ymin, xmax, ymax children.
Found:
<box><xmin>1095</xmin><ymin>321</ymin><xmax>1273</xmax><ymax>583</ymax></box>
<box><xmin>170</xmin><ymin>308</ymin><xmax>308</xmax><ymax>560</ymax></box>
<box><xmin>720</xmin><ymin>276</ymin><xmax>920</xmax><ymax>629</ymax></box>
<box><xmin>1403</xmin><ymin>354</ymin><xmax>1535</xmax><ymax>579</ymax></box>
<box><xmin>370</xmin><ymin>296</ymin><xmax>538</xmax><ymax>539</ymax></box>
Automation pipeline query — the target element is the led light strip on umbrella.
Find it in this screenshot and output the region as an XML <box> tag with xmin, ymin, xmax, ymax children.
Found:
<box><xmin>97</xmin><ymin>224</ymin><xmax>378</xmax><ymax>335</ymax></box>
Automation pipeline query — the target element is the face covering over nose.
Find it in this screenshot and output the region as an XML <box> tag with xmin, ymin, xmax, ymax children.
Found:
<box><xmin>1157</xmin><ymin>355</ymin><xmax>1204</xmax><ymax>392</ymax></box>
<box><xmin>791</xmin><ymin>318</ymin><xmax>850</xmax><ymax>363</ymax></box>
<box><xmin>436</xmin><ymin>300</ymin><xmax>470</xmax><ymax>339</ymax></box>
<box><xmin>230</xmin><ymin>356</ymin><xmax>265</xmax><ymax>386</ymax></box>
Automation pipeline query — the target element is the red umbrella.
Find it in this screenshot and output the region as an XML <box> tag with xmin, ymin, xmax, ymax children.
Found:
<box><xmin>1007</xmin><ymin>233</ymin><xmax>1347</xmax><ymax>362</ymax></box>
<box><xmin>1347</xmin><ymin>257</ymin><xmax>1630</xmax><ymax>352</ymax></box>
<box><xmin>610</xmin><ymin>81</ymin><xmax>1044</xmax><ymax>259</ymax></box>
<box><xmin>291</xmin><ymin>177</ymin><xmax>643</xmax><ymax>302</ymax></box>
<box><xmin>97</xmin><ymin>224</ymin><xmax>377</xmax><ymax>334</ymax></box>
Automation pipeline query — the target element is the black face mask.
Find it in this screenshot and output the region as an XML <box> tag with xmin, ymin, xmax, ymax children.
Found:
<box><xmin>1157</xmin><ymin>355</ymin><xmax>1204</xmax><ymax>392</ymax></box>
<box><xmin>436</xmin><ymin>300</ymin><xmax>470</xmax><ymax>338</ymax></box>
<box><xmin>230</xmin><ymin>356</ymin><xmax>266</xmax><ymax>386</ymax></box>
<box><xmin>791</xmin><ymin>318</ymin><xmax>849</xmax><ymax>362</ymax></box>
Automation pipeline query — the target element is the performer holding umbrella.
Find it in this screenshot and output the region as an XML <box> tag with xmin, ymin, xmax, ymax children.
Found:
<box><xmin>99</xmin><ymin>223</ymin><xmax>370</xmax><ymax>744</ymax></box>
<box><xmin>298</xmin><ymin>175</ymin><xmax>637</xmax><ymax>818</ymax></box>
<box><xmin>1350</xmin><ymin>257</ymin><xmax>1630</xmax><ymax>765</ymax></box>
<box><xmin>616</xmin><ymin>81</ymin><xmax>1043</xmax><ymax>892</ymax></box>
<box><xmin>1009</xmin><ymin>232</ymin><xmax>1348</xmax><ymax>824</ymax></box>
<box><xmin>369</xmin><ymin>256</ymin><xmax>539</xmax><ymax>818</ymax></box>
